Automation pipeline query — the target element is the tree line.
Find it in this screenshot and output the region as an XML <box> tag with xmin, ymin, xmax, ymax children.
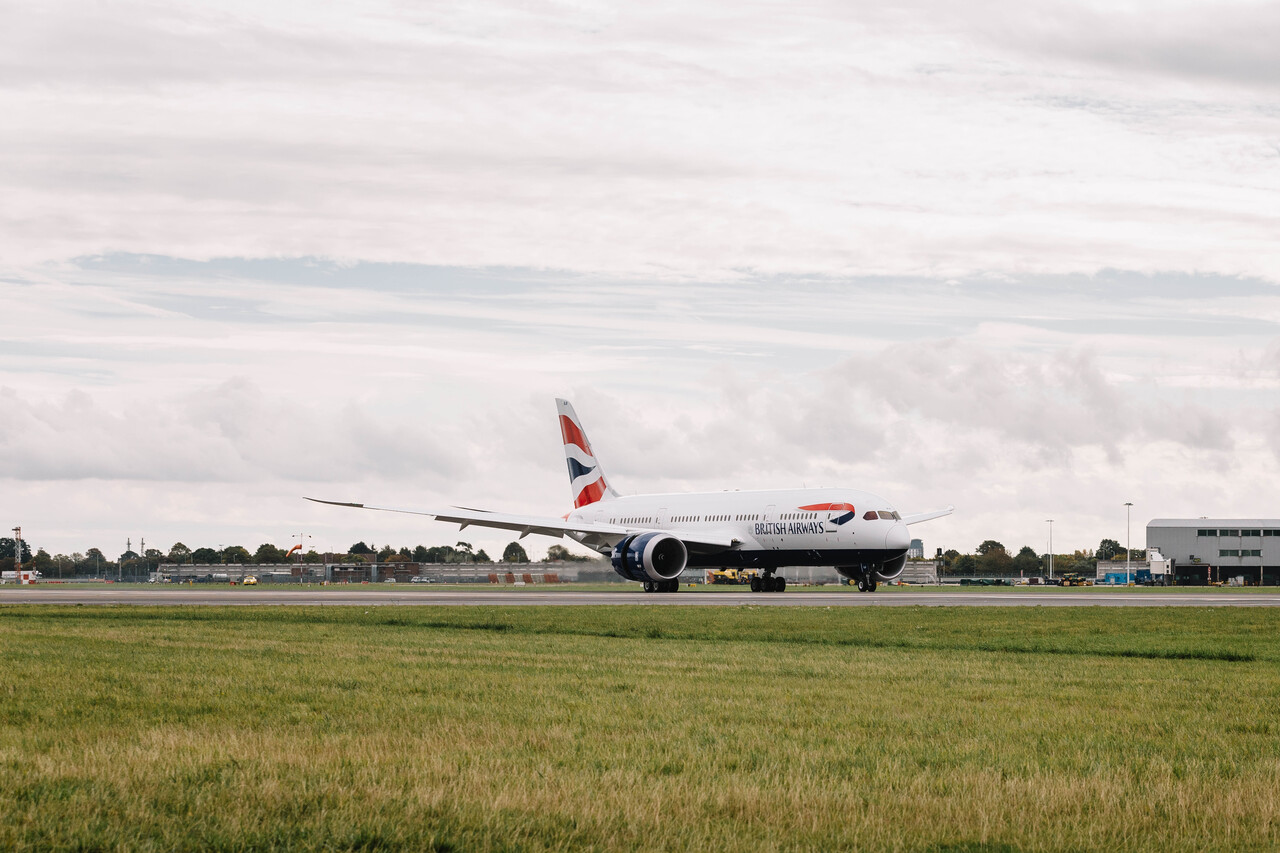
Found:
<box><xmin>935</xmin><ymin>538</ymin><xmax>1145</xmax><ymax>577</ymax></box>
<box><xmin>0</xmin><ymin>537</ymin><xmax>601</xmax><ymax>579</ymax></box>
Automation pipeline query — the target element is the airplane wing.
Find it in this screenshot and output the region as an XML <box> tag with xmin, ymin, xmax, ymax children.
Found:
<box><xmin>901</xmin><ymin>505</ymin><xmax>955</xmax><ymax>525</ymax></box>
<box><xmin>304</xmin><ymin>498</ymin><xmax>740</xmax><ymax>552</ymax></box>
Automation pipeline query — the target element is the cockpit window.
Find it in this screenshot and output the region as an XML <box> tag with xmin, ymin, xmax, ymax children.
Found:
<box><xmin>863</xmin><ymin>511</ymin><xmax>878</xmax><ymax>520</ymax></box>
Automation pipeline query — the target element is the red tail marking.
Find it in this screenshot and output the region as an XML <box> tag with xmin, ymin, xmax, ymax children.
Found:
<box><xmin>799</xmin><ymin>502</ymin><xmax>856</xmax><ymax>512</ymax></box>
<box><xmin>575</xmin><ymin>479</ymin><xmax>606</xmax><ymax>508</ymax></box>
<box><xmin>559</xmin><ymin>415</ymin><xmax>592</xmax><ymax>455</ymax></box>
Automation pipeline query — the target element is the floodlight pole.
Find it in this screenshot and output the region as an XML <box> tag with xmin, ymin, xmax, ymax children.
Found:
<box><xmin>1046</xmin><ymin>519</ymin><xmax>1054</xmax><ymax>581</ymax></box>
<box><xmin>12</xmin><ymin>527</ymin><xmax>21</xmax><ymax>579</ymax></box>
<box><xmin>1124</xmin><ymin>502</ymin><xmax>1133</xmax><ymax>584</ymax></box>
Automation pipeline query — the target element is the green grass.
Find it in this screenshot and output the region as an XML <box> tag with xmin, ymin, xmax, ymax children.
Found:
<box><xmin>2</xmin><ymin>606</ymin><xmax>1279</xmax><ymax>852</ymax></box>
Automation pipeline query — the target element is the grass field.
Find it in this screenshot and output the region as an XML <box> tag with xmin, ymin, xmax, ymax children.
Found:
<box><xmin>2</xmin><ymin>605</ymin><xmax>1278</xmax><ymax>851</ymax></box>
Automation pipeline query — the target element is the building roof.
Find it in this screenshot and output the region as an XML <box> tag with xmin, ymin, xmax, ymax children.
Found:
<box><xmin>1148</xmin><ymin>518</ymin><xmax>1280</xmax><ymax>528</ymax></box>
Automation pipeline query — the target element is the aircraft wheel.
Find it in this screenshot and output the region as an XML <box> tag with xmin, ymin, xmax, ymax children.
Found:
<box><xmin>868</xmin><ymin>578</ymin><xmax>878</xmax><ymax>592</ymax></box>
<box><xmin>856</xmin><ymin>577</ymin><xmax>867</xmax><ymax>592</ymax></box>
<box><xmin>643</xmin><ymin>581</ymin><xmax>654</xmax><ymax>593</ymax></box>
<box><xmin>776</xmin><ymin>577</ymin><xmax>786</xmax><ymax>593</ymax></box>
<box><xmin>665</xmin><ymin>579</ymin><xmax>679</xmax><ymax>593</ymax></box>
<box><xmin>750</xmin><ymin>576</ymin><xmax>761</xmax><ymax>593</ymax></box>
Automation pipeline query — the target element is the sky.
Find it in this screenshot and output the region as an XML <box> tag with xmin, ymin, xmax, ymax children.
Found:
<box><xmin>3</xmin><ymin>0</ymin><xmax>1279</xmax><ymax>561</ymax></box>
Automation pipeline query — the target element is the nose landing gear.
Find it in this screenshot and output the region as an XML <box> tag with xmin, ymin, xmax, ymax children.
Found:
<box><xmin>843</xmin><ymin>568</ymin><xmax>879</xmax><ymax>592</ymax></box>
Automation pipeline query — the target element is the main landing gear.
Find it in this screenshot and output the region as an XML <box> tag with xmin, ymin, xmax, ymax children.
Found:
<box><xmin>643</xmin><ymin>579</ymin><xmax>681</xmax><ymax>593</ymax></box>
<box><xmin>750</xmin><ymin>573</ymin><xmax>787</xmax><ymax>593</ymax></box>
<box><xmin>855</xmin><ymin>576</ymin><xmax>878</xmax><ymax>592</ymax></box>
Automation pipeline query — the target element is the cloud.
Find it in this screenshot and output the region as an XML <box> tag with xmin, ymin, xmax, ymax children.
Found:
<box><xmin>0</xmin><ymin>379</ymin><xmax>467</xmax><ymax>483</ymax></box>
<box><xmin>1</xmin><ymin>2</ymin><xmax>1278</xmax><ymax>279</ymax></box>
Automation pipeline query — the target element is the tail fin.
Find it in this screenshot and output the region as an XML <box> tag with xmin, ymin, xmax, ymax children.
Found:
<box><xmin>555</xmin><ymin>398</ymin><xmax>619</xmax><ymax>508</ymax></box>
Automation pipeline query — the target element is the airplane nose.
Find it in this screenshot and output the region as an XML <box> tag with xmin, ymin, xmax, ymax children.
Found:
<box><xmin>885</xmin><ymin>522</ymin><xmax>910</xmax><ymax>551</ymax></box>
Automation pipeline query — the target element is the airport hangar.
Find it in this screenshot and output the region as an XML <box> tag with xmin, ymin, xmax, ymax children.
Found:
<box><xmin>1148</xmin><ymin>519</ymin><xmax>1280</xmax><ymax>585</ymax></box>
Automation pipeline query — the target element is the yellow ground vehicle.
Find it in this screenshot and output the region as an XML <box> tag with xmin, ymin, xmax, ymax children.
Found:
<box><xmin>1059</xmin><ymin>572</ymin><xmax>1091</xmax><ymax>587</ymax></box>
<box><xmin>706</xmin><ymin>568</ymin><xmax>759</xmax><ymax>585</ymax></box>
<box><xmin>242</xmin><ymin>576</ymin><xmax>258</xmax><ymax>586</ymax></box>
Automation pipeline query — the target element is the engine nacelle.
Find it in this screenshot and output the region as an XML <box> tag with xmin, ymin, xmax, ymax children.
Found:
<box><xmin>610</xmin><ymin>533</ymin><xmax>688</xmax><ymax>582</ymax></box>
<box><xmin>836</xmin><ymin>553</ymin><xmax>908</xmax><ymax>583</ymax></box>
<box><xmin>876</xmin><ymin>553</ymin><xmax>907</xmax><ymax>581</ymax></box>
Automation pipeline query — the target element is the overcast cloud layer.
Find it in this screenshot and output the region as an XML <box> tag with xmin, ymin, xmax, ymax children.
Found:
<box><xmin>3</xmin><ymin>1</ymin><xmax>1279</xmax><ymax>559</ymax></box>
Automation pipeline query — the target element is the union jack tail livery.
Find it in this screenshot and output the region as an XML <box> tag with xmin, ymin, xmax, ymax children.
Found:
<box><xmin>556</xmin><ymin>398</ymin><xmax>619</xmax><ymax>508</ymax></box>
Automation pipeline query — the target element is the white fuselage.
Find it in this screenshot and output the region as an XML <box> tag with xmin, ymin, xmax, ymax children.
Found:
<box><xmin>566</xmin><ymin>487</ymin><xmax>912</xmax><ymax>579</ymax></box>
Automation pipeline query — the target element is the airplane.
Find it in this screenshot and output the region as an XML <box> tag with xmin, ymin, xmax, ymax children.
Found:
<box><xmin>308</xmin><ymin>399</ymin><xmax>953</xmax><ymax>593</ymax></box>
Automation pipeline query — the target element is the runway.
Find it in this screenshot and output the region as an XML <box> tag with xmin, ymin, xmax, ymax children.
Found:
<box><xmin>5</xmin><ymin>587</ymin><xmax>1280</xmax><ymax>607</ymax></box>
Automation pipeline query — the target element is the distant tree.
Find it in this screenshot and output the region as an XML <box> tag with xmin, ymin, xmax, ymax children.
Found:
<box><xmin>976</xmin><ymin>540</ymin><xmax>1006</xmax><ymax>556</ymax></box>
<box><xmin>544</xmin><ymin>544</ymin><xmax>593</xmax><ymax>562</ymax></box>
<box><xmin>141</xmin><ymin>549</ymin><xmax>164</xmax><ymax>573</ymax></box>
<box><xmin>384</xmin><ymin>553</ymin><xmax>408</xmax><ymax>563</ymax></box>
<box><xmin>191</xmin><ymin>547</ymin><xmax>220</xmax><ymax>564</ymax></box>
<box><xmin>978</xmin><ymin>547</ymin><xmax>1013</xmax><ymax>576</ymax></box>
<box><xmin>1097</xmin><ymin>539</ymin><xmax>1122</xmax><ymax>561</ymax></box>
<box><xmin>412</xmin><ymin>545</ymin><xmax>431</xmax><ymax>562</ymax></box>
<box><xmin>1055</xmin><ymin>550</ymin><xmax>1097</xmax><ymax>575</ymax></box>
<box><xmin>398</xmin><ymin>546</ymin><xmax>411</xmax><ymax>559</ymax></box>
<box><xmin>75</xmin><ymin>548</ymin><xmax>110</xmax><ymax>575</ymax></box>
<box><xmin>167</xmin><ymin>542</ymin><xmax>192</xmax><ymax>563</ymax></box>
<box><xmin>30</xmin><ymin>549</ymin><xmax>53</xmax><ymax>574</ymax></box>
<box><xmin>253</xmin><ymin>543</ymin><xmax>289</xmax><ymax>564</ymax></box>
<box><xmin>503</xmin><ymin>542</ymin><xmax>529</xmax><ymax>563</ymax></box>
<box><xmin>301</xmin><ymin>550</ymin><xmax>324</xmax><ymax>564</ymax></box>
<box><xmin>940</xmin><ymin>549</ymin><xmax>960</xmax><ymax>574</ymax></box>
<box><xmin>224</xmin><ymin>545</ymin><xmax>252</xmax><ymax>564</ymax></box>
<box><xmin>455</xmin><ymin>542</ymin><xmax>474</xmax><ymax>557</ymax></box>
<box><xmin>474</xmin><ymin>549</ymin><xmax>492</xmax><ymax>563</ymax></box>
<box><xmin>376</xmin><ymin>545</ymin><xmax>395</xmax><ymax>561</ymax></box>
<box><xmin>1012</xmin><ymin>546</ymin><xmax>1040</xmax><ymax>575</ymax></box>
<box><xmin>953</xmin><ymin>554</ymin><xmax>977</xmax><ymax>575</ymax></box>
<box><xmin>417</xmin><ymin>545</ymin><xmax>459</xmax><ymax>563</ymax></box>
<box><xmin>0</xmin><ymin>538</ymin><xmax>33</xmax><ymax>563</ymax></box>
<box><xmin>349</xmin><ymin>541</ymin><xmax>373</xmax><ymax>555</ymax></box>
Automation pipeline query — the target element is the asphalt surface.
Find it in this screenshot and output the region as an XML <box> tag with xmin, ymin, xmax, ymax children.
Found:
<box><xmin>4</xmin><ymin>587</ymin><xmax>1280</xmax><ymax>607</ymax></box>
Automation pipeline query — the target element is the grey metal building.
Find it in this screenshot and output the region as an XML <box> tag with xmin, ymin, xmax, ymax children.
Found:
<box><xmin>1147</xmin><ymin>519</ymin><xmax>1280</xmax><ymax>585</ymax></box>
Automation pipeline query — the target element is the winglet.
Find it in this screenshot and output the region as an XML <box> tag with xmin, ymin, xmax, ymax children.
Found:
<box><xmin>902</xmin><ymin>505</ymin><xmax>955</xmax><ymax>525</ymax></box>
<box><xmin>305</xmin><ymin>497</ymin><xmax>366</xmax><ymax>509</ymax></box>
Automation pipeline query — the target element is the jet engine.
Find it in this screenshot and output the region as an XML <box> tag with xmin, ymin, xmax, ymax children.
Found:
<box><xmin>835</xmin><ymin>553</ymin><xmax>908</xmax><ymax>585</ymax></box>
<box><xmin>876</xmin><ymin>552</ymin><xmax>907</xmax><ymax>581</ymax></box>
<box><xmin>610</xmin><ymin>532</ymin><xmax>688</xmax><ymax>582</ymax></box>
